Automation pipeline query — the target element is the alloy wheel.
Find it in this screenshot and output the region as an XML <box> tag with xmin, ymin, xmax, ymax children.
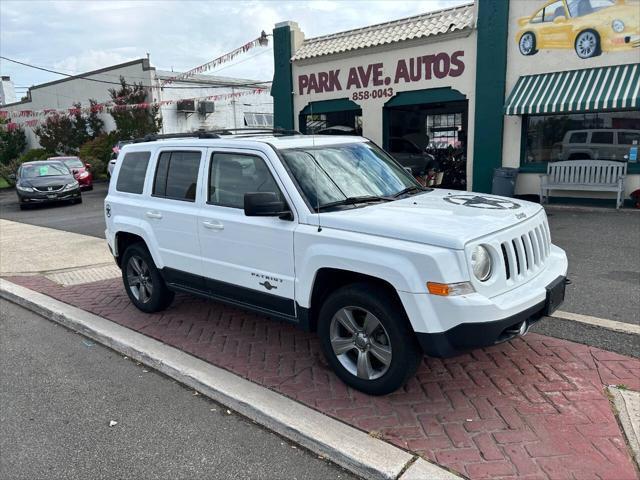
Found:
<box><xmin>576</xmin><ymin>32</ymin><xmax>597</xmax><ymax>58</ymax></box>
<box><xmin>126</xmin><ymin>255</ymin><xmax>153</xmax><ymax>303</ymax></box>
<box><xmin>329</xmin><ymin>306</ymin><xmax>392</xmax><ymax>380</ymax></box>
<box><xmin>519</xmin><ymin>33</ymin><xmax>534</xmax><ymax>55</ymax></box>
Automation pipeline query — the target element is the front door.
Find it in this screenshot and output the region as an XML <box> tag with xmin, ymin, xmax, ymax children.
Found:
<box><xmin>197</xmin><ymin>148</ymin><xmax>297</xmax><ymax>318</ymax></box>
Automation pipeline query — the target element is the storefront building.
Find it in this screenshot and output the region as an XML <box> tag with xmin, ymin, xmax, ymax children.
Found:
<box><xmin>271</xmin><ymin>0</ymin><xmax>639</xmax><ymax>201</ymax></box>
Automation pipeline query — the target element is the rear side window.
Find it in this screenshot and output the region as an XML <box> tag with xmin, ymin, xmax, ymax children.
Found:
<box><xmin>116</xmin><ymin>152</ymin><xmax>150</xmax><ymax>194</ymax></box>
<box><xmin>153</xmin><ymin>151</ymin><xmax>201</xmax><ymax>202</ymax></box>
<box><xmin>590</xmin><ymin>131</ymin><xmax>614</xmax><ymax>144</ymax></box>
<box><xmin>569</xmin><ymin>132</ymin><xmax>588</xmax><ymax>144</ymax></box>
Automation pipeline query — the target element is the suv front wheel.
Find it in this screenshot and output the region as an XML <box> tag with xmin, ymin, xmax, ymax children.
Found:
<box><xmin>121</xmin><ymin>243</ymin><xmax>175</xmax><ymax>313</ymax></box>
<box><xmin>318</xmin><ymin>283</ymin><xmax>422</xmax><ymax>395</ymax></box>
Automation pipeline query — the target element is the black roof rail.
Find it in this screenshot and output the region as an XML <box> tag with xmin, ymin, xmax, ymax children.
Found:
<box><xmin>132</xmin><ymin>131</ymin><xmax>222</xmax><ymax>143</ymax></box>
<box><xmin>209</xmin><ymin>128</ymin><xmax>301</xmax><ymax>136</ymax></box>
<box><xmin>131</xmin><ymin>128</ymin><xmax>301</xmax><ymax>143</ymax></box>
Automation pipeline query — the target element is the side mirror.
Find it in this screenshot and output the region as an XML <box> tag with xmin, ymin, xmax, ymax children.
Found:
<box><xmin>244</xmin><ymin>192</ymin><xmax>291</xmax><ymax>219</ymax></box>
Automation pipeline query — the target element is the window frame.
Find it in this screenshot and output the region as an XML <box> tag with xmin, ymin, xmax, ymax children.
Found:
<box><xmin>206</xmin><ymin>150</ymin><xmax>287</xmax><ymax>210</ymax></box>
<box><xmin>115</xmin><ymin>151</ymin><xmax>151</xmax><ymax>195</ymax></box>
<box><xmin>150</xmin><ymin>149</ymin><xmax>203</xmax><ymax>203</ymax></box>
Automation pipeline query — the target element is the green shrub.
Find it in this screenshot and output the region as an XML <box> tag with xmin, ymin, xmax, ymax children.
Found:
<box><xmin>79</xmin><ymin>133</ymin><xmax>118</xmax><ymax>179</ymax></box>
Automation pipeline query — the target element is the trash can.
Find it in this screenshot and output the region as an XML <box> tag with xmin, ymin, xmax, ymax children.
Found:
<box><xmin>491</xmin><ymin>167</ymin><xmax>519</xmax><ymax>197</ymax></box>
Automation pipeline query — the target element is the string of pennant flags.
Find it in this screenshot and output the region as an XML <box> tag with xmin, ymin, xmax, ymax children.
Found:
<box><xmin>161</xmin><ymin>32</ymin><xmax>269</xmax><ymax>86</ymax></box>
<box><xmin>0</xmin><ymin>88</ymin><xmax>269</xmax><ymax>131</ymax></box>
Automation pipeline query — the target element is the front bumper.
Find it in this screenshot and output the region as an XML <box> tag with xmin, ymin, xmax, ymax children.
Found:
<box><xmin>399</xmin><ymin>245</ymin><xmax>568</xmax><ymax>357</ymax></box>
<box><xmin>18</xmin><ymin>188</ymin><xmax>81</xmax><ymax>204</ymax></box>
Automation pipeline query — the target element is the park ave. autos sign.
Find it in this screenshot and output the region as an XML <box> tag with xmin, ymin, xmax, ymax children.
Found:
<box><xmin>297</xmin><ymin>50</ymin><xmax>465</xmax><ymax>100</ymax></box>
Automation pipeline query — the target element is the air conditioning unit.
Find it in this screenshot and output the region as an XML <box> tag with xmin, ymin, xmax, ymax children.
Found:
<box><xmin>198</xmin><ymin>101</ymin><xmax>215</xmax><ymax>115</ymax></box>
<box><xmin>177</xmin><ymin>100</ymin><xmax>196</xmax><ymax>113</ymax></box>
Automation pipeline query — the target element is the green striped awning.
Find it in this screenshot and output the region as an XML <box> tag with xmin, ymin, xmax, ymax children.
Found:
<box><xmin>505</xmin><ymin>63</ymin><xmax>639</xmax><ymax>115</ymax></box>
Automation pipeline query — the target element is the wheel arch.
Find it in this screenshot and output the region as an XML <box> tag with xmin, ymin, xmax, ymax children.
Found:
<box><xmin>113</xmin><ymin>223</ymin><xmax>163</xmax><ymax>269</ymax></box>
<box><xmin>304</xmin><ymin>268</ymin><xmax>408</xmax><ymax>333</ymax></box>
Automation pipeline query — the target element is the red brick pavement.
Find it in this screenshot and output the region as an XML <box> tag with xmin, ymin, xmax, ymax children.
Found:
<box><xmin>6</xmin><ymin>275</ymin><xmax>639</xmax><ymax>480</ymax></box>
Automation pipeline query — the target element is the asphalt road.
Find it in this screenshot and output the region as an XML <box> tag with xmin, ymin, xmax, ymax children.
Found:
<box><xmin>0</xmin><ymin>300</ymin><xmax>356</xmax><ymax>480</ymax></box>
<box><xmin>0</xmin><ymin>182</ymin><xmax>108</xmax><ymax>239</ymax></box>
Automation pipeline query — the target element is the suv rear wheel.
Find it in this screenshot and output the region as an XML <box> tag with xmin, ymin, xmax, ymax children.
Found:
<box><xmin>318</xmin><ymin>283</ymin><xmax>422</xmax><ymax>395</ymax></box>
<box><xmin>121</xmin><ymin>243</ymin><xmax>174</xmax><ymax>313</ymax></box>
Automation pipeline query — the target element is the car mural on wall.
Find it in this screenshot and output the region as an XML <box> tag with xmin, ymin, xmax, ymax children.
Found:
<box><xmin>516</xmin><ymin>0</ymin><xmax>639</xmax><ymax>59</ymax></box>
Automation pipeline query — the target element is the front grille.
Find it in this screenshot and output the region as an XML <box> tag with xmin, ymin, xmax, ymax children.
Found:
<box><xmin>33</xmin><ymin>185</ymin><xmax>64</xmax><ymax>192</ymax></box>
<box><xmin>500</xmin><ymin>221</ymin><xmax>550</xmax><ymax>282</ymax></box>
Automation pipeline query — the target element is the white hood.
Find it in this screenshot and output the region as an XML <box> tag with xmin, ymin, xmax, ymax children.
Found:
<box><xmin>317</xmin><ymin>189</ymin><xmax>544</xmax><ymax>250</ymax></box>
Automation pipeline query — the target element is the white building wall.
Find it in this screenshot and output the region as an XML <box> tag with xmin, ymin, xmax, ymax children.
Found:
<box><xmin>503</xmin><ymin>0</ymin><xmax>640</xmax><ymax>198</ymax></box>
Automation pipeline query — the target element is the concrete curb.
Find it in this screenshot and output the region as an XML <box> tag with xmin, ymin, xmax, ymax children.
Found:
<box><xmin>608</xmin><ymin>386</ymin><xmax>640</xmax><ymax>468</ymax></box>
<box><xmin>0</xmin><ymin>278</ymin><xmax>462</xmax><ymax>480</ymax></box>
<box><xmin>552</xmin><ymin>310</ymin><xmax>640</xmax><ymax>336</ymax></box>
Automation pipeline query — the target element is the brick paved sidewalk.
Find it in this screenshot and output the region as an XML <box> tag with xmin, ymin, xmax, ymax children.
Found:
<box><xmin>6</xmin><ymin>275</ymin><xmax>639</xmax><ymax>480</ymax></box>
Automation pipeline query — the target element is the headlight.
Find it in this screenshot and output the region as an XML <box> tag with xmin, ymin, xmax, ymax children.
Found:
<box><xmin>78</xmin><ymin>171</ymin><xmax>89</xmax><ymax>179</ymax></box>
<box><xmin>471</xmin><ymin>245</ymin><xmax>492</xmax><ymax>282</ymax></box>
<box><xmin>612</xmin><ymin>19</ymin><xmax>624</xmax><ymax>33</ymax></box>
<box><xmin>16</xmin><ymin>184</ymin><xmax>33</xmax><ymax>192</ymax></box>
<box><xmin>63</xmin><ymin>181</ymin><xmax>79</xmax><ymax>191</ymax></box>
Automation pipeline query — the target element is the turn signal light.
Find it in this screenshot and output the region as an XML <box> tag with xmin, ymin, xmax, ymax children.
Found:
<box><xmin>427</xmin><ymin>281</ymin><xmax>475</xmax><ymax>296</ymax></box>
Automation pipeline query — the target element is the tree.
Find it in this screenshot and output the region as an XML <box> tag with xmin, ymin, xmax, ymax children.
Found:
<box><xmin>35</xmin><ymin>100</ymin><xmax>105</xmax><ymax>155</ymax></box>
<box><xmin>108</xmin><ymin>77</ymin><xmax>161</xmax><ymax>139</ymax></box>
<box><xmin>0</xmin><ymin>118</ymin><xmax>27</xmax><ymax>165</ymax></box>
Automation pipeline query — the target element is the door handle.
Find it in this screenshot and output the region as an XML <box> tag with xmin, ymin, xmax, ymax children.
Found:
<box><xmin>202</xmin><ymin>220</ymin><xmax>224</xmax><ymax>231</ymax></box>
<box><xmin>145</xmin><ymin>211</ymin><xmax>163</xmax><ymax>219</ymax></box>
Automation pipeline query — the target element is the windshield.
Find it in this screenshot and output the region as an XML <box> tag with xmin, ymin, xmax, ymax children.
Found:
<box><xmin>280</xmin><ymin>142</ymin><xmax>420</xmax><ymax>210</ymax></box>
<box><xmin>567</xmin><ymin>0</ymin><xmax>614</xmax><ymax>17</ymax></box>
<box><xmin>21</xmin><ymin>162</ymin><xmax>69</xmax><ymax>178</ymax></box>
<box><xmin>62</xmin><ymin>158</ymin><xmax>83</xmax><ymax>168</ymax></box>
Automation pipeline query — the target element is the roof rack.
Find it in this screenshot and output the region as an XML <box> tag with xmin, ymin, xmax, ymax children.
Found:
<box><xmin>132</xmin><ymin>131</ymin><xmax>221</xmax><ymax>143</ymax></box>
<box><xmin>210</xmin><ymin>128</ymin><xmax>301</xmax><ymax>136</ymax></box>
<box><xmin>132</xmin><ymin>128</ymin><xmax>302</xmax><ymax>144</ymax></box>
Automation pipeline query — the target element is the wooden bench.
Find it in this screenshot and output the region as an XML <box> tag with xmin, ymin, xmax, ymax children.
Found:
<box><xmin>540</xmin><ymin>160</ymin><xmax>627</xmax><ymax>209</ymax></box>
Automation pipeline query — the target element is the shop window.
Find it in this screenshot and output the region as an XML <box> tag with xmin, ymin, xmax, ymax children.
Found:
<box><xmin>426</xmin><ymin>113</ymin><xmax>463</xmax><ymax>149</ymax></box>
<box><xmin>522</xmin><ymin>110</ymin><xmax>640</xmax><ymax>164</ymax></box>
<box><xmin>244</xmin><ymin>112</ymin><xmax>273</xmax><ymax>128</ymax></box>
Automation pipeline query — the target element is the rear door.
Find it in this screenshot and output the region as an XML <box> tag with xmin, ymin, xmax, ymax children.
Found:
<box><xmin>145</xmin><ymin>148</ymin><xmax>206</xmax><ymax>289</ymax></box>
<box><xmin>197</xmin><ymin>148</ymin><xmax>297</xmax><ymax>318</ymax></box>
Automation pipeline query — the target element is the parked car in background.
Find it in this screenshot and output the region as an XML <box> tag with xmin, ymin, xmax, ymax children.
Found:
<box><xmin>388</xmin><ymin>136</ymin><xmax>439</xmax><ymax>184</ymax></box>
<box><xmin>317</xmin><ymin>125</ymin><xmax>358</xmax><ymax>135</ymax></box>
<box><xmin>108</xmin><ymin>140</ymin><xmax>132</xmax><ymax>179</ymax></box>
<box><xmin>516</xmin><ymin>0</ymin><xmax>640</xmax><ymax>59</ymax></box>
<box><xmin>13</xmin><ymin>160</ymin><xmax>81</xmax><ymax>209</ymax></box>
<box><xmin>50</xmin><ymin>156</ymin><xmax>93</xmax><ymax>190</ymax></box>
<box><xmin>557</xmin><ymin>128</ymin><xmax>640</xmax><ymax>160</ymax></box>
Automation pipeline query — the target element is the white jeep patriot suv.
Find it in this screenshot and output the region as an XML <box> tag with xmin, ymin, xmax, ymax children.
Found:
<box><xmin>105</xmin><ymin>130</ymin><xmax>568</xmax><ymax>395</ymax></box>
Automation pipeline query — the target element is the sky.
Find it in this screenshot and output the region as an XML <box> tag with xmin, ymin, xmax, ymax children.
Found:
<box><xmin>0</xmin><ymin>0</ymin><xmax>467</xmax><ymax>98</ymax></box>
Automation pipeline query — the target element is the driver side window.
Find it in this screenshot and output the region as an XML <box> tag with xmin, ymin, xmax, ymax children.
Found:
<box><xmin>208</xmin><ymin>152</ymin><xmax>282</xmax><ymax>209</ymax></box>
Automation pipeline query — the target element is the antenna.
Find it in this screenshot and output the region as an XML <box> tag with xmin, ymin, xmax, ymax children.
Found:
<box><xmin>311</xmin><ymin>102</ymin><xmax>322</xmax><ymax>232</ymax></box>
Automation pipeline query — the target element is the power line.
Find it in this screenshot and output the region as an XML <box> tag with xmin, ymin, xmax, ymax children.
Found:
<box><xmin>0</xmin><ymin>56</ymin><xmax>271</xmax><ymax>90</ymax></box>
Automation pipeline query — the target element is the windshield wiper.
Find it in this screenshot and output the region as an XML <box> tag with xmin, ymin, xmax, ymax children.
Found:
<box><xmin>317</xmin><ymin>195</ymin><xmax>393</xmax><ymax>211</ymax></box>
<box><xmin>393</xmin><ymin>185</ymin><xmax>430</xmax><ymax>198</ymax></box>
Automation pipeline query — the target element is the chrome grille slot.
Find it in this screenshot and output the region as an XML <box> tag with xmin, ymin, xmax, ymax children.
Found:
<box><xmin>498</xmin><ymin>217</ymin><xmax>551</xmax><ymax>285</ymax></box>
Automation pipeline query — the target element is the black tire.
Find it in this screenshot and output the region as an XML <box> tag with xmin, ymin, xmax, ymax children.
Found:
<box><xmin>318</xmin><ymin>283</ymin><xmax>422</xmax><ymax>395</ymax></box>
<box><xmin>121</xmin><ymin>242</ymin><xmax>174</xmax><ymax>313</ymax></box>
<box><xmin>575</xmin><ymin>30</ymin><xmax>601</xmax><ymax>59</ymax></box>
<box><xmin>518</xmin><ymin>32</ymin><xmax>537</xmax><ymax>56</ymax></box>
